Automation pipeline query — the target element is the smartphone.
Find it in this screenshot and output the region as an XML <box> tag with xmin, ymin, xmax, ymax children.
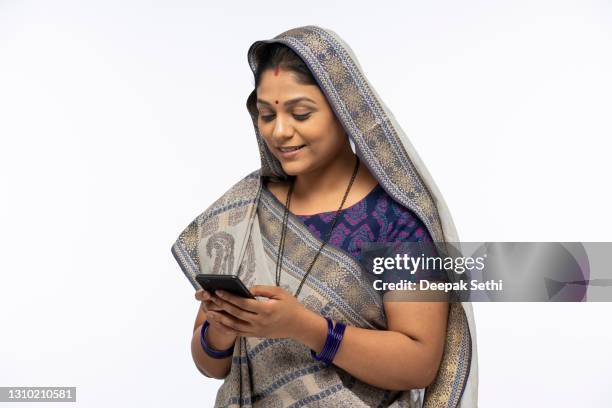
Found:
<box><xmin>195</xmin><ymin>274</ymin><xmax>256</xmax><ymax>299</ymax></box>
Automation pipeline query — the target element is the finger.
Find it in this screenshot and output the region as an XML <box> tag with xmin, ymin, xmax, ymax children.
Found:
<box><xmin>215</xmin><ymin>290</ymin><xmax>262</xmax><ymax>313</ymax></box>
<box><xmin>249</xmin><ymin>285</ymin><xmax>284</xmax><ymax>299</ymax></box>
<box><xmin>207</xmin><ymin>311</ymin><xmax>252</xmax><ymax>333</ymax></box>
<box><xmin>212</xmin><ymin>296</ymin><xmax>257</xmax><ymax>321</ymax></box>
<box><xmin>195</xmin><ymin>289</ymin><xmax>210</xmax><ymax>301</ymax></box>
<box><xmin>207</xmin><ymin>319</ymin><xmax>239</xmax><ymax>336</ymax></box>
<box><xmin>201</xmin><ymin>300</ymin><xmax>224</xmax><ymax>313</ymax></box>
<box><xmin>208</xmin><ymin>315</ymin><xmax>254</xmax><ymax>337</ymax></box>
<box><xmin>207</xmin><ymin>302</ymin><xmax>227</xmax><ymax>312</ymax></box>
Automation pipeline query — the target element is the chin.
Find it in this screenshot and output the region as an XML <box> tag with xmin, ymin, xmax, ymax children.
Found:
<box><xmin>280</xmin><ymin>160</ymin><xmax>310</xmax><ymax>177</ymax></box>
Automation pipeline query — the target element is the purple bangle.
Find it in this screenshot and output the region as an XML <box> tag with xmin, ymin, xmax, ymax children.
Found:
<box><xmin>310</xmin><ymin>317</ymin><xmax>346</xmax><ymax>365</ymax></box>
<box><xmin>327</xmin><ymin>322</ymin><xmax>346</xmax><ymax>363</ymax></box>
<box><xmin>310</xmin><ymin>317</ymin><xmax>334</xmax><ymax>364</ymax></box>
<box><xmin>200</xmin><ymin>320</ymin><xmax>234</xmax><ymax>359</ymax></box>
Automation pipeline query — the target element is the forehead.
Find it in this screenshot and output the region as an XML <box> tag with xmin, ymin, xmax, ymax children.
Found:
<box><xmin>257</xmin><ymin>69</ymin><xmax>322</xmax><ymax>102</ymax></box>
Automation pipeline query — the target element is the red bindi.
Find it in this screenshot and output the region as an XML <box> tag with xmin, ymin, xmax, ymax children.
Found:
<box><xmin>274</xmin><ymin>64</ymin><xmax>280</xmax><ymax>76</ymax></box>
<box><xmin>275</xmin><ymin>100</ymin><xmax>279</xmax><ymax>104</ymax></box>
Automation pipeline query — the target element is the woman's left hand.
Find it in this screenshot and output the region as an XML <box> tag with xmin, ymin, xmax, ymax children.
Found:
<box><xmin>206</xmin><ymin>285</ymin><xmax>307</xmax><ymax>340</ymax></box>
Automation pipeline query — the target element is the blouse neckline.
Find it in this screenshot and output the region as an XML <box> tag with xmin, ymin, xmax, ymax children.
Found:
<box><xmin>263</xmin><ymin>182</ymin><xmax>383</xmax><ymax>218</ymax></box>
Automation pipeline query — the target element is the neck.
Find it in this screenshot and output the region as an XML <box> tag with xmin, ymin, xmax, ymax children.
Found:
<box><xmin>292</xmin><ymin>145</ymin><xmax>357</xmax><ymax>200</ymax></box>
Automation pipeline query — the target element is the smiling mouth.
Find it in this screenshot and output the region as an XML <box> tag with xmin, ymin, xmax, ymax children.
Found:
<box><xmin>278</xmin><ymin>145</ymin><xmax>306</xmax><ymax>152</ymax></box>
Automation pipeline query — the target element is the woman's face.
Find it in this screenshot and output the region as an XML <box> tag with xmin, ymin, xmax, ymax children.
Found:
<box><xmin>256</xmin><ymin>67</ymin><xmax>351</xmax><ymax>176</ymax></box>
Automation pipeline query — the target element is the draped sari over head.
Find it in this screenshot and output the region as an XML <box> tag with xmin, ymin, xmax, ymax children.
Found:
<box><xmin>171</xmin><ymin>25</ymin><xmax>478</xmax><ymax>408</ymax></box>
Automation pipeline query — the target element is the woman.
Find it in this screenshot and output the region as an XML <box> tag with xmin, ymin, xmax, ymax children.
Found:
<box><xmin>172</xmin><ymin>25</ymin><xmax>478</xmax><ymax>407</ymax></box>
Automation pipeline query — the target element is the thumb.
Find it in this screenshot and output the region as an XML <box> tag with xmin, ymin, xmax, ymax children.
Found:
<box><xmin>249</xmin><ymin>285</ymin><xmax>283</xmax><ymax>299</ymax></box>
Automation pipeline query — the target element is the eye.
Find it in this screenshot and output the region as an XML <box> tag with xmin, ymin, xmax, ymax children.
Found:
<box><xmin>293</xmin><ymin>113</ymin><xmax>311</xmax><ymax>121</ymax></box>
<box><xmin>260</xmin><ymin>114</ymin><xmax>275</xmax><ymax>122</ymax></box>
<box><xmin>259</xmin><ymin>113</ymin><xmax>312</xmax><ymax>123</ymax></box>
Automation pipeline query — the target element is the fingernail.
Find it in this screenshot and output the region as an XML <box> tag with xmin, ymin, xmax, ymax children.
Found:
<box><xmin>216</xmin><ymin>290</ymin><xmax>224</xmax><ymax>298</ymax></box>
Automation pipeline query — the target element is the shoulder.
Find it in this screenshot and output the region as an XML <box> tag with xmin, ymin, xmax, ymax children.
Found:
<box><xmin>209</xmin><ymin>169</ymin><xmax>261</xmax><ymax>212</ymax></box>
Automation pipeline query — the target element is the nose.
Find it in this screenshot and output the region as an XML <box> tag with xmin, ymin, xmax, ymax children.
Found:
<box><xmin>270</xmin><ymin>113</ymin><xmax>294</xmax><ymax>144</ymax></box>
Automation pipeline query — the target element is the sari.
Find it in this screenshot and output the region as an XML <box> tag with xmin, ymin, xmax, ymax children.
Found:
<box><xmin>171</xmin><ymin>25</ymin><xmax>478</xmax><ymax>408</ymax></box>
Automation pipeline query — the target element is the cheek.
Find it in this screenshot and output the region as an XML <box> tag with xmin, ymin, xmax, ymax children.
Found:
<box><xmin>299</xmin><ymin>118</ymin><xmax>333</xmax><ymax>146</ymax></box>
<box><xmin>302</xmin><ymin>122</ymin><xmax>344</xmax><ymax>154</ymax></box>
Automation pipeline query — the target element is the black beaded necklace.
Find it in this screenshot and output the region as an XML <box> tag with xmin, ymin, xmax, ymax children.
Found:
<box><xmin>275</xmin><ymin>155</ymin><xmax>361</xmax><ymax>297</ymax></box>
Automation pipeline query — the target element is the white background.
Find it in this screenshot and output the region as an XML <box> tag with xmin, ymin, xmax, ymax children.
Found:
<box><xmin>1</xmin><ymin>1</ymin><xmax>611</xmax><ymax>406</ymax></box>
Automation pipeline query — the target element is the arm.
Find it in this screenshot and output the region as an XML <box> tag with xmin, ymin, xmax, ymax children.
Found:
<box><xmin>291</xmin><ymin>298</ymin><xmax>449</xmax><ymax>390</ymax></box>
<box><xmin>293</xmin><ymin>226</ymin><xmax>450</xmax><ymax>390</ymax></box>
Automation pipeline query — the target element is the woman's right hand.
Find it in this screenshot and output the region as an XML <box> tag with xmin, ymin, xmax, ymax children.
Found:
<box><xmin>195</xmin><ymin>289</ymin><xmax>238</xmax><ymax>348</ymax></box>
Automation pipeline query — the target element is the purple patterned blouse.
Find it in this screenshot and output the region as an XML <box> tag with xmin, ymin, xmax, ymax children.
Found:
<box><xmin>290</xmin><ymin>183</ymin><xmax>445</xmax><ymax>292</ymax></box>
<box><xmin>294</xmin><ymin>183</ymin><xmax>433</xmax><ymax>253</ymax></box>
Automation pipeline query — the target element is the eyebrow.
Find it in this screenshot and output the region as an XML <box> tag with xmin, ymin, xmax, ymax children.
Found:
<box><xmin>256</xmin><ymin>97</ymin><xmax>316</xmax><ymax>107</ymax></box>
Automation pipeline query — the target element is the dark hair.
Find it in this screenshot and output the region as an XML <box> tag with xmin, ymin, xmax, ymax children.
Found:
<box><xmin>253</xmin><ymin>43</ymin><xmax>318</xmax><ymax>88</ymax></box>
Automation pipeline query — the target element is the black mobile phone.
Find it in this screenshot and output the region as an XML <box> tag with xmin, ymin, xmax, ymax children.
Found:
<box><xmin>195</xmin><ymin>274</ymin><xmax>256</xmax><ymax>299</ymax></box>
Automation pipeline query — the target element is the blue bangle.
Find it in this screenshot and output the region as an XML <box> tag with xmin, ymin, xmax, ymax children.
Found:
<box><xmin>310</xmin><ymin>317</ymin><xmax>333</xmax><ymax>364</ymax></box>
<box><xmin>200</xmin><ymin>320</ymin><xmax>234</xmax><ymax>358</ymax></box>
<box><xmin>310</xmin><ymin>317</ymin><xmax>346</xmax><ymax>365</ymax></box>
<box><xmin>327</xmin><ymin>322</ymin><xmax>346</xmax><ymax>363</ymax></box>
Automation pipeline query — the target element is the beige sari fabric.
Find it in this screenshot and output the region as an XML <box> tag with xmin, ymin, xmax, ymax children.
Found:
<box><xmin>172</xmin><ymin>25</ymin><xmax>478</xmax><ymax>407</ymax></box>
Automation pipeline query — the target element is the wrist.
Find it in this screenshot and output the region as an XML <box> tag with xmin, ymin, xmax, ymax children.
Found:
<box><xmin>205</xmin><ymin>323</ymin><xmax>237</xmax><ymax>350</ymax></box>
<box><xmin>310</xmin><ymin>319</ymin><xmax>346</xmax><ymax>365</ymax></box>
<box><xmin>290</xmin><ymin>308</ymin><xmax>328</xmax><ymax>352</ymax></box>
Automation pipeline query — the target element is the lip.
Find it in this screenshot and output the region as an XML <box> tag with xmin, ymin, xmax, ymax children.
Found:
<box><xmin>277</xmin><ymin>145</ymin><xmax>306</xmax><ymax>159</ymax></box>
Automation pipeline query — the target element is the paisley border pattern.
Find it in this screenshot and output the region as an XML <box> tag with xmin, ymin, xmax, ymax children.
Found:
<box><xmin>171</xmin><ymin>170</ymin><xmax>261</xmax><ymax>289</ymax></box>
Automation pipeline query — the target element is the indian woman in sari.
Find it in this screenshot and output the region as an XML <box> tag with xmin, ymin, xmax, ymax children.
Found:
<box><xmin>171</xmin><ymin>25</ymin><xmax>478</xmax><ymax>407</ymax></box>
